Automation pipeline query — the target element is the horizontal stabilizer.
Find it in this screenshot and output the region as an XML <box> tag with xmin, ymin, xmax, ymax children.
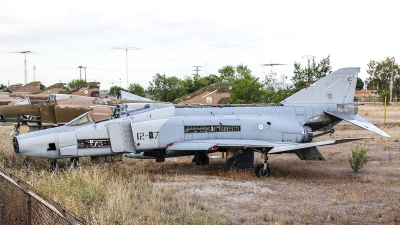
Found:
<box><xmin>325</xmin><ymin>111</ymin><xmax>391</xmax><ymax>138</ymax></box>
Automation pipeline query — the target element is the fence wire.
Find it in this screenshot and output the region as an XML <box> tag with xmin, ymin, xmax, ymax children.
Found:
<box><xmin>0</xmin><ymin>166</ymin><xmax>85</xmax><ymax>225</ymax></box>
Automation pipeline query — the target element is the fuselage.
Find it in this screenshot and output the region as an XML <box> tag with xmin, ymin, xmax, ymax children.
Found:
<box><xmin>13</xmin><ymin>102</ymin><xmax>340</xmax><ymax>159</ymax></box>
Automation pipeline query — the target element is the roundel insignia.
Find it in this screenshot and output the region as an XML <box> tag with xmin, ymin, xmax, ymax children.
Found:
<box><xmin>47</xmin><ymin>90</ymin><xmax>51</xmax><ymax>93</ymax></box>
<box><xmin>206</xmin><ymin>97</ymin><xmax>212</xmax><ymax>103</ymax></box>
<box><xmin>229</xmin><ymin>86</ymin><xmax>232</xmax><ymax>90</ymax></box>
<box><xmin>326</xmin><ymin>91</ymin><xmax>334</xmax><ymax>100</ymax></box>
<box><xmin>84</xmin><ymin>90</ymin><xmax>89</xmax><ymax>94</ymax></box>
<box><xmin>258</xmin><ymin>124</ymin><xmax>264</xmax><ymax>130</ymax></box>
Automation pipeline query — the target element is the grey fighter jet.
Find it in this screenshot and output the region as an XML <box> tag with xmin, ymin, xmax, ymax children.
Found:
<box><xmin>12</xmin><ymin>67</ymin><xmax>390</xmax><ymax>176</ymax></box>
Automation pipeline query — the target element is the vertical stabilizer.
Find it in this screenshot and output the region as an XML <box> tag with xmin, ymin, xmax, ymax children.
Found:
<box><xmin>281</xmin><ymin>67</ymin><xmax>360</xmax><ymax>104</ymax></box>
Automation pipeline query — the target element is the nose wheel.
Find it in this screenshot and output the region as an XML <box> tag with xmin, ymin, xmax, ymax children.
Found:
<box><xmin>254</xmin><ymin>155</ymin><xmax>270</xmax><ymax>178</ymax></box>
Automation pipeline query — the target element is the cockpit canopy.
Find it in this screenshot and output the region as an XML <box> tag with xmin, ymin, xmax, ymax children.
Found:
<box><xmin>65</xmin><ymin>112</ymin><xmax>94</xmax><ymax>126</ymax></box>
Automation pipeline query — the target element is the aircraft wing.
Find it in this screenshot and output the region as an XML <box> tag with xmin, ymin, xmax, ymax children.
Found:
<box><xmin>325</xmin><ymin>111</ymin><xmax>391</xmax><ymax>138</ymax></box>
<box><xmin>166</xmin><ymin>138</ymin><xmax>368</xmax><ymax>159</ymax></box>
<box><xmin>120</xmin><ymin>91</ymin><xmax>154</xmax><ymax>102</ymax></box>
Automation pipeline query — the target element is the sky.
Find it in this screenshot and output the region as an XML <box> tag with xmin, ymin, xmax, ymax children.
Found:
<box><xmin>1</xmin><ymin>0</ymin><xmax>399</xmax><ymax>90</ymax></box>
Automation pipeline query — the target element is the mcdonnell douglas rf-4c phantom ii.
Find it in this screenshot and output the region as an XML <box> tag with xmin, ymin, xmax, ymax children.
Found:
<box><xmin>12</xmin><ymin>68</ymin><xmax>390</xmax><ymax>176</ymax></box>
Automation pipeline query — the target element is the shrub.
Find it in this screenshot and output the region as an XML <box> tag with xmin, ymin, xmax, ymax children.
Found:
<box><xmin>379</xmin><ymin>91</ymin><xmax>390</xmax><ymax>105</ymax></box>
<box><xmin>348</xmin><ymin>142</ymin><xmax>370</xmax><ymax>173</ymax></box>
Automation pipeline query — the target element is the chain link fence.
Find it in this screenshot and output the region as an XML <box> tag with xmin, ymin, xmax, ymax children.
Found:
<box><xmin>0</xmin><ymin>166</ymin><xmax>85</xmax><ymax>225</ymax></box>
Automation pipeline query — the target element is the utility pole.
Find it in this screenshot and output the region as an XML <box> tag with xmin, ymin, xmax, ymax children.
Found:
<box><xmin>192</xmin><ymin>66</ymin><xmax>202</xmax><ymax>76</ymax></box>
<box><xmin>111</xmin><ymin>43</ymin><xmax>141</xmax><ymax>89</ymax></box>
<box><xmin>78</xmin><ymin>66</ymin><xmax>83</xmax><ymax>80</ymax></box>
<box><xmin>302</xmin><ymin>55</ymin><xmax>315</xmax><ymax>86</ymax></box>
<box><xmin>83</xmin><ymin>66</ymin><xmax>87</xmax><ymax>82</ymax></box>
<box><xmin>33</xmin><ymin>65</ymin><xmax>36</xmax><ymax>81</ymax></box>
<box><xmin>261</xmin><ymin>63</ymin><xmax>287</xmax><ymax>89</ymax></box>
<box><xmin>302</xmin><ymin>55</ymin><xmax>315</xmax><ymax>69</ymax></box>
<box><xmin>22</xmin><ymin>51</ymin><xmax>30</xmax><ymax>84</ymax></box>
<box><xmin>9</xmin><ymin>51</ymin><xmax>34</xmax><ymax>84</ymax></box>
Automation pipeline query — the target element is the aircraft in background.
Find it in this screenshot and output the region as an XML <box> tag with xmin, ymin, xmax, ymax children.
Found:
<box><xmin>172</xmin><ymin>82</ymin><xmax>233</xmax><ymax>105</ymax></box>
<box><xmin>12</xmin><ymin>68</ymin><xmax>390</xmax><ymax>176</ymax></box>
<box><xmin>0</xmin><ymin>84</ymin><xmax>155</xmax><ymax>134</ymax></box>
<box><xmin>0</xmin><ymin>82</ymin><xmax>101</xmax><ymax>106</ymax></box>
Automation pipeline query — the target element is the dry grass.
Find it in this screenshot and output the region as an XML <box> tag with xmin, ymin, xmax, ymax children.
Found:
<box><xmin>358</xmin><ymin>103</ymin><xmax>400</xmax><ymax>124</ymax></box>
<box><xmin>0</xmin><ymin>104</ymin><xmax>399</xmax><ymax>224</ymax></box>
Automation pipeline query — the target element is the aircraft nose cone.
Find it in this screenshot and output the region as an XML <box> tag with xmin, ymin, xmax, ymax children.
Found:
<box><xmin>13</xmin><ymin>137</ymin><xmax>19</xmax><ymax>154</ymax></box>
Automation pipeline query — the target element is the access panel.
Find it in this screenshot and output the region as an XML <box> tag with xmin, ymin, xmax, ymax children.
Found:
<box><xmin>108</xmin><ymin>121</ymin><xmax>136</xmax><ymax>153</ymax></box>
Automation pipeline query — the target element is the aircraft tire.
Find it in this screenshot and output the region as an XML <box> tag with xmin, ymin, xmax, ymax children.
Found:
<box><xmin>254</xmin><ymin>164</ymin><xmax>270</xmax><ymax>178</ymax></box>
<box><xmin>195</xmin><ymin>153</ymin><xmax>209</xmax><ymax>166</ymax></box>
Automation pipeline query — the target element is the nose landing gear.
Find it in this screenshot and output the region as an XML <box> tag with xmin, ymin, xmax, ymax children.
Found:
<box><xmin>254</xmin><ymin>154</ymin><xmax>270</xmax><ymax>178</ymax></box>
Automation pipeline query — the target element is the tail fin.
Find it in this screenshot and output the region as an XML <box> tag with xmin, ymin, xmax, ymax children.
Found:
<box><xmin>120</xmin><ymin>90</ymin><xmax>154</xmax><ymax>102</ymax></box>
<box><xmin>282</xmin><ymin>67</ymin><xmax>360</xmax><ymax>104</ymax></box>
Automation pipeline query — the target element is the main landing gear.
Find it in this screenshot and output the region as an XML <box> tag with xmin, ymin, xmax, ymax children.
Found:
<box><xmin>192</xmin><ymin>152</ymin><xmax>209</xmax><ymax>166</ymax></box>
<box><xmin>68</xmin><ymin>157</ymin><xmax>79</xmax><ymax>172</ymax></box>
<box><xmin>254</xmin><ymin>154</ymin><xmax>270</xmax><ymax>178</ymax></box>
<box><xmin>47</xmin><ymin>157</ymin><xmax>80</xmax><ymax>173</ymax></box>
<box><xmin>10</xmin><ymin>123</ymin><xmax>20</xmax><ymax>136</ymax></box>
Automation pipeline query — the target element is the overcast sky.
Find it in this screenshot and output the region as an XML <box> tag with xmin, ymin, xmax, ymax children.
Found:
<box><xmin>1</xmin><ymin>0</ymin><xmax>399</xmax><ymax>90</ymax></box>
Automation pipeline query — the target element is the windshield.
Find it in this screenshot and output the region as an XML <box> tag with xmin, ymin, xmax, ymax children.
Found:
<box><xmin>65</xmin><ymin>112</ymin><xmax>94</xmax><ymax>126</ymax></box>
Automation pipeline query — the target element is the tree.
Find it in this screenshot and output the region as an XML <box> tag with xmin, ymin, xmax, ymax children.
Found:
<box><xmin>379</xmin><ymin>90</ymin><xmax>390</xmax><ymax>105</ymax></box>
<box><xmin>0</xmin><ymin>84</ymin><xmax>8</xmax><ymax>92</ymax></box>
<box><xmin>366</xmin><ymin>57</ymin><xmax>400</xmax><ymax>100</ymax></box>
<box><xmin>218</xmin><ymin>65</ymin><xmax>236</xmax><ymax>81</ymax></box>
<box><xmin>180</xmin><ymin>74</ymin><xmax>208</xmax><ymax>96</ymax></box>
<box><xmin>265</xmin><ymin>88</ymin><xmax>290</xmax><ymax>103</ymax></box>
<box><xmin>148</xmin><ymin>73</ymin><xmax>183</xmax><ymax>102</ymax></box>
<box><xmin>203</xmin><ymin>74</ymin><xmax>222</xmax><ymax>85</ymax></box>
<box><xmin>219</xmin><ymin>64</ymin><xmax>266</xmax><ymax>104</ymax></box>
<box><xmin>109</xmin><ymin>86</ymin><xmax>127</xmax><ymax>96</ymax></box>
<box><xmin>67</xmin><ymin>79</ymin><xmax>87</xmax><ymax>90</ymax></box>
<box><xmin>229</xmin><ymin>75</ymin><xmax>266</xmax><ymax>104</ymax></box>
<box><xmin>292</xmin><ymin>55</ymin><xmax>332</xmax><ymax>92</ymax></box>
<box><xmin>356</xmin><ymin>78</ymin><xmax>364</xmax><ymax>90</ymax></box>
<box><xmin>128</xmin><ymin>83</ymin><xmax>145</xmax><ymax>97</ymax></box>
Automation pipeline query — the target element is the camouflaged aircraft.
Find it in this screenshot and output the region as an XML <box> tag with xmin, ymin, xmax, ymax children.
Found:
<box><xmin>0</xmin><ymin>85</ymin><xmax>155</xmax><ymax>134</ymax></box>
<box><xmin>12</xmin><ymin>68</ymin><xmax>390</xmax><ymax>176</ymax></box>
